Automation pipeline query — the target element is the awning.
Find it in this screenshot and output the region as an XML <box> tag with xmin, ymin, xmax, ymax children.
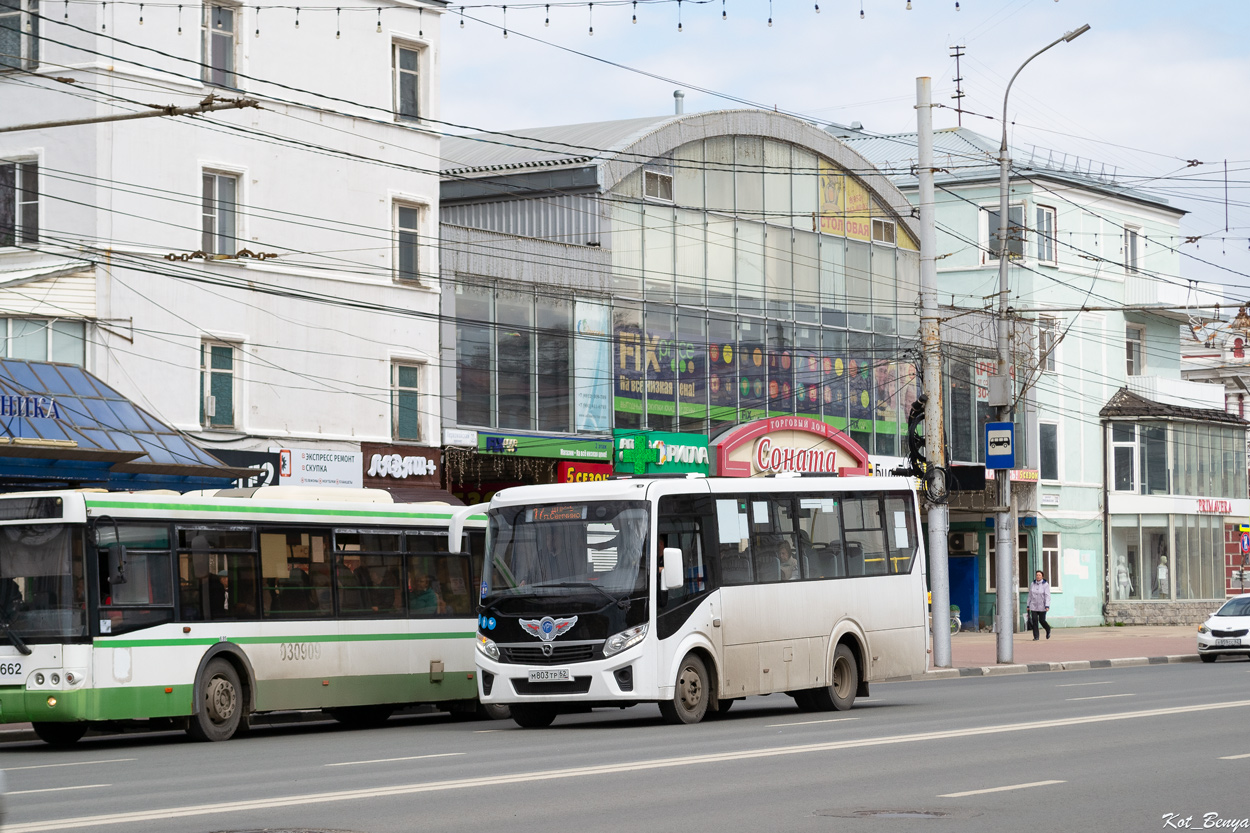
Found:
<box><xmin>0</xmin><ymin>259</ymin><xmax>94</xmax><ymax>289</ymax></box>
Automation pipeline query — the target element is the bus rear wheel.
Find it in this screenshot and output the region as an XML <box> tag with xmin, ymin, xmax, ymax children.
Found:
<box><xmin>188</xmin><ymin>658</ymin><xmax>245</xmax><ymax>742</ymax></box>
<box><xmin>510</xmin><ymin>705</ymin><xmax>557</xmax><ymax>728</ymax></box>
<box><xmin>32</xmin><ymin>721</ymin><xmax>87</xmax><ymax>747</ymax></box>
<box><xmin>659</xmin><ymin>652</ymin><xmax>709</xmax><ymax>725</ymax></box>
<box><xmin>808</xmin><ymin>643</ymin><xmax>859</xmax><ymax>712</ymax></box>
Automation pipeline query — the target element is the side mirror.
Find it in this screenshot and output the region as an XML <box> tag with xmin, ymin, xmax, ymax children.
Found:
<box><xmin>662</xmin><ymin>547</ymin><xmax>684</xmax><ymax>591</ymax></box>
<box><xmin>106</xmin><ymin>543</ymin><xmax>128</xmax><ymax>586</ymax></box>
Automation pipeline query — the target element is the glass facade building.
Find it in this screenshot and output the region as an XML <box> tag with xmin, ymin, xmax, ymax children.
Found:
<box><xmin>443</xmin><ymin>121</ymin><xmax>922</xmax><ymax>455</ymax></box>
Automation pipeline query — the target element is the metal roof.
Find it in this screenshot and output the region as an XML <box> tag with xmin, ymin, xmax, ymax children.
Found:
<box><xmin>833</xmin><ymin>126</ymin><xmax>1183</xmax><ymax>214</ymax></box>
<box><xmin>440</xmin><ymin>114</ymin><xmax>678</xmax><ymax>177</ymax></box>
<box><xmin>1099</xmin><ymin>386</ymin><xmax>1246</xmax><ymax>425</ymax></box>
<box><xmin>0</xmin><ymin>360</ymin><xmax>249</xmax><ymax>484</ymax></box>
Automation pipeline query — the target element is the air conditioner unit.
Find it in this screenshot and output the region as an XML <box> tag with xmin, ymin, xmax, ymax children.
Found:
<box><xmin>948</xmin><ymin>532</ymin><xmax>976</xmax><ymax>554</ymax></box>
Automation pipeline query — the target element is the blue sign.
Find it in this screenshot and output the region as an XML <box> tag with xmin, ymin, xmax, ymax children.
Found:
<box><xmin>985</xmin><ymin>421</ymin><xmax>1015</xmax><ymax>470</ymax></box>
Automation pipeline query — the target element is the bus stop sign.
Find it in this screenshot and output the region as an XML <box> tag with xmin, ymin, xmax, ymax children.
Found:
<box><xmin>985</xmin><ymin>422</ymin><xmax>1015</xmax><ymax>470</ymax></box>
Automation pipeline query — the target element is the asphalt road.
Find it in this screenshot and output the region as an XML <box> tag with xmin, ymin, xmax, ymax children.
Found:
<box><xmin>4</xmin><ymin>659</ymin><xmax>1250</xmax><ymax>833</ymax></box>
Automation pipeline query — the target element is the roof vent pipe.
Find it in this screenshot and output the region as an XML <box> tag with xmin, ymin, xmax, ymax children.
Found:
<box><xmin>674</xmin><ymin>89</ymin><xmax>685</xmax><ymax>115</ymax></box>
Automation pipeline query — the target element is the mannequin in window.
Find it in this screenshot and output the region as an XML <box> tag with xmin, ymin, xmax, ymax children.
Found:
<box><xmin>1115</xmin><ymin>555</ymin><xmax>1133</xmax><ymax>600</ymax></box>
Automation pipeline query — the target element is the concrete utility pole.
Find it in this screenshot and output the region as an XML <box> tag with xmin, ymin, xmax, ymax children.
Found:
<box><xmin>0</xmin><ymin>95</ymin><xmax>260</xmax><ymax>134</ymax></box>
<box><xmin>916</xmin><ymin>77</ymin><xmax>951</xmax><ymax>668</ymax></box>
<box><xmin>994</xmin><ymin>24</ymin><xmax>1090</xmax><ymax>664</ymax></box>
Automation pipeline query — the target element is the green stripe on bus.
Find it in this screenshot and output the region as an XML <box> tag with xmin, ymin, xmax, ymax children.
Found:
<box><xmin>83</xmin><ymin>498</ymin><xmax>488</xmax><ymax>523</ymax></box>
<box><xmin>94</xmin><ymin>632</ymin><xmax>476</xmax><ymax>648</ymax></box>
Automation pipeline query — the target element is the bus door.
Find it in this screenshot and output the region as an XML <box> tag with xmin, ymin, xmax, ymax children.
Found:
<box><xmin>656</xmin><ymin>495</ymin><xmax>717</xmax><ymax>686</ymax></box>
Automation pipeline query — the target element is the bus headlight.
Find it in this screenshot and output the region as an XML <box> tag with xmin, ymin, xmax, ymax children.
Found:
<box><xmin>603</xmin><ymin>623</ymin><xmax>648</xmax><ymax>657</ymax></box>
<box><xmin>477</xmin><ymin>634</ymin><xmax>500</xmax><ymax>661</ymax></box>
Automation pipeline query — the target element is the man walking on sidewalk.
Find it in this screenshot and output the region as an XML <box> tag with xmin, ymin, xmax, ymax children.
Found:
<box><xmin>1027</xmin><ymin>570</ymin><xmax>1052</xmax><ymax>641</ymax></box>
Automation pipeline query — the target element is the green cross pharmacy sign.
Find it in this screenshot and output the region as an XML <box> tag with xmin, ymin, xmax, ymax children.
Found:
<box><xmin>613</xmin><ymin>431</ymin><xmax>710</xmax><ymax>475</ymax></box>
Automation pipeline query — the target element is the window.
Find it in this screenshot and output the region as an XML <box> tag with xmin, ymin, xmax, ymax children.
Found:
<box><xmin>1126</xmin><ymin>324</ymin><xmax>1144</xmax><ymax>376</ymax></box>
<box><xmin>259</xmin><ymin>530</ymin><xmax>332</xmax><ymax>618</ymax></box>
<box><xmin>393</xmin><ymin>44</ymin><xmax>419</xmax><ymax>121</ymax></box>
<box><xmin>177</xmin><ymin>527</ymin><xmax>259</xmax><ymax>622</ymax></box>
<box><xmin>986</xmin><ymin>532</ymin><xmax>1029</xmax><ymax>591</ymax></box>
<box><xmin>1039</xmin><ymin>422</ymin><xmax>1058</xmax><ymax>481</ymax></box>
<box><xmin>395</xmin><ymin>203</ymin><xmax>422</xmax><ymax>282</ymax></box>
<box><xmin>1124</xmin><ymin>226</ymin><xmax>1140</xmax><ymax>274</ymax></box>
<box><xmin>0</xmin><ymin>0</ymin><xmax>39</xmax><ymax>71</ymax></box>
<box><xmin>0</xmin><ymin>317</ymin><xmax>85</xmax><ymax>364</ymax></box>
<box><xmin>871</xmin><ymin>218</ymin><xmax>896</xmax><ymax>246</ymax></box>
<box><xmin>644</xmin><ymin>170</ymin><xmax>673</xmax><ymax>202</ymax></box>
<box><xmin>1037</xmin><ymin>316</ymin><xmax>1058</xmax><ymax>372</ymax></box>
<box><xmin>0</xmin><ymin>160</ymin><xmax>38</xmax><ymax>246</ymax></box>
<box><xmin>1111</xmin><ymin>422</ymin><xmax>1135</xmax><ymax>492</ymax></box>
<box><xmin>96</xmin><ymin>524</ymin><xmax>175</xmax><ymax>634</ymax></box>
<box><xmin>201</xmin><ymin>172</ymin><xmax>238</xmax><ymax>255</ymax></box>
<box><xmin>1041</xmin><ymin>533</ymin><xmax>1061</xmax><ymax>592</ymax></box>
<box><xmin>200</xmin><ymin>341</ymin><xmax>237</xmax><ymax>429</ymax></box>
<box><xmin>392</xmin><ymin>362</ymin><xmax>421</xmax><ymax>441</ymax></box>
<box><xmin>203</xmin><ymin>3</ymin><xmax>237</xmax><ymax>87</ymax></box>
<box><xmin>1036</xmin><ymin>206</ymin><xmax>1056</xmax><ymax>264</ymax></box>
<box><xmin>334</xmin><ymin>531</ymin><xmax>403</xmax><ymax>618</ymax></box>
<box><xmin>984</xmin><ymin>204</ymin><xmax>1025</xmax><ymax>262</ymax></box>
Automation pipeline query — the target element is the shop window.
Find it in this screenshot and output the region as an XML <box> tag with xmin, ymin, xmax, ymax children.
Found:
<box><xmin>0</xmin><ymin>0</ymin><xmax>40</xmax><ymax>71</ymax></box>
<box><xmin>392</xmin><ymin>362</ymin><xmax>421</xmax><ymax>441</ymax></box>
<box><xmin>455</xmin><ymin>282</ymin><xmax>494</xmax><ymax>428</ymax></box>
<box><xmin>983</xmin><ymin>204</ymin><xmax>1025</xmax><ymax>263</ymax></box>
<box><xmin>1126</xmin><ymin>325</ymin><xmax>1144</xmax><ymax>376</ymax></box>
<box><xmin>203</xmin><ymin>3</ymin><xmax>238</xmax><ymax>88</ymax></box>
<box><xmin>0</xmin><ymin>160</ymin><xmax>38</xmax><ymax>246</ymax></box>
<box><xmin>1036</xmin><ymin>206</ymin><xmax>1057</xmax><ymax>264</ymax></box>
<box><xmin>200</xmin><ymin>341</ymin><xmax>238</xmax><ymax>429</ymax></box>
<box><xmin>201</xmin><ymin>171</ymin><xmax>238</xmax><ymax>255</ymax></box>
<box><xmin>392</xmin><ymin>44</ymin><xmax>420</xmax><ymax>122</ymax></box>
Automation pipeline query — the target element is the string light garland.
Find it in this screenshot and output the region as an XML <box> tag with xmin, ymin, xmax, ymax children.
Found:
<box><xmin>546</xmin><ymin>2</ymin><xmax>550</xmax><ymax>24</ymax></box>
<box><xmin>176</xmin><ymin>2</ymin><xmax>180</xmax><ymax>33</ymax></box>
<box><xmin>502</xmin><ymin>3</ymin><xmax>507</xmax><ymax>36</ymax></box>
<box><xmin>100</xmin><ymin>0</ymin><xmax>106</xmax><ymax>30</ymax></box>
<box><xmin>375</xmin><ymin>6</ymin><xmax>380</xmax><ymax>31</ymax></box>
<box><xmin>138</xmin><ymin>2</ymin><xmax>143</xmax><ymax>23</ymax></box>
<box><xmin>631</xmin><ymin>0</ymin><xmax>635</xmax><ymax>22</ymax></box>
<box><xmin>676</xmin><ymin>0</ymin><xmax>681</xmax><ymax>31</ymax></box>
<box><xmin>587</xmin><ymin>1</ymin><xmax>593</xmax><ymax>34</ymax></box>
<box><xmin>767</xmin><ymin>0</ymin><xmax>771</xmax><ymax>26</ymax></box>
<box><xmin>255</xmin><ymin>5</ymin><xmax>260</xmax><ymax>35</ymax></box>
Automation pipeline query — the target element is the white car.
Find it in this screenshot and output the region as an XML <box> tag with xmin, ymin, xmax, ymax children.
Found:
<box><xmin>1197</xmin><ymin>596</ymin><xmax>1250</xmax><ymax>662</ymax></box>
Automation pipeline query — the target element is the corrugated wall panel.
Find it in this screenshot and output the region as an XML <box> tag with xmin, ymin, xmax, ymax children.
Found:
<box><xmin>442</xmin><ymin>195</ymin><xmax>600</xmax><ymax>246</ymax></box>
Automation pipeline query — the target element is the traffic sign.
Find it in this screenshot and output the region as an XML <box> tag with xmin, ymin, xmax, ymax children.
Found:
<box><xmin>1241</xmin><ymin>532</ymin><xmax>1250</xmax><ymax>554</ymax></box>
<box><xmin>985</xmin><ymin>421</ymin><xmax>1015</xmax><ymax>470</ymax></box>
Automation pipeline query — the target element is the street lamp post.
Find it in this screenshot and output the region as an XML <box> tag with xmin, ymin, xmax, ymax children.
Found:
<box><xmin>994</xmin><ymin>24</ymin><xmax>1090</xmax><ymax>665</ymax></box>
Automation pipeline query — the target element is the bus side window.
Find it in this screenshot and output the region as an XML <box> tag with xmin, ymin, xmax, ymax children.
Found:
<box><xmin>884</xmin><ymin>494</ymin><xmax>916</xmax><ymax>574</ymax></box>
<box><xmin>714</xmin><ymin>498</ymin><xmax>752</xmax><ymax>585</ymax></box>
<box><xmin>842</xmin><ymin>494</ymin><xmax>888</xmax><ymax>576</ymax></box>
<box><xmin>657</xmin><ymin>494</ymin><xmax>709</xmax><ymax>605</ymax></box>
<box><xmin>798</xmin><ymin>495</ymin><xmax>844</xmax><ymax>579</ymax></box>
<box><xmin>259</xmin><ymin>530</ymin><xmax>332</xmax><ymax>619</ymax></box>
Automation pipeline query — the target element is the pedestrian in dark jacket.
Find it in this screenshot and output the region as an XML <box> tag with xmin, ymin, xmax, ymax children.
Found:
<box><xmin>1027</xmin><ymin>570</ymin><xmax>1052</xmax><ymax>640</ymax></box>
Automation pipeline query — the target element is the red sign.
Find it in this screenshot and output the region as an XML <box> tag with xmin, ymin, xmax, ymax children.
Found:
<box><xmin>710</xmin><ymin>416</ymin><xmax>870</xmax><ymax>478</ymax></box>
<box><xmin>556</xmin><ymin>461</ymin><xmax>613</xmax><ymax>483</ymax></box>
<box><xmin>1198</xmin><ymin>498</ymin><xmax>1233</xmax><ymax>515</ymax></box>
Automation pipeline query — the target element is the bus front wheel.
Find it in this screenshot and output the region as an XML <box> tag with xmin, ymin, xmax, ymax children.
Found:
<box><xmin>31</xmin><ymin>721</ymin><xmax>87</xmax><ymax>747</ymax></box>
<box><xmin>659</xmin><ymin>652</ymin><xmax>709</xmax><ymax>725</ymax></box>
<box><xmin>188</xmin><ymin>658</ymin><xmax>245</xmax><ymax>742</ymax></box>
<box><xmin>809</xmin><ymin>643</ymin><xmax>859</xmax><ymax>712</ymax></box>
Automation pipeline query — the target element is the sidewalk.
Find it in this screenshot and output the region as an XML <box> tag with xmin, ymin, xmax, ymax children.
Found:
<box><xmin>921</xmin><ymin>624</ymin><xmax>1201</xmax><ymax>678</ymax></box>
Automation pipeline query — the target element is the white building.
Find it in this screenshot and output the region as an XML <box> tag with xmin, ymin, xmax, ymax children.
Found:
<box><xmin>0</xmin><ymin>0</ymin><xmax>445</xmax><ymax>482</ymax></box>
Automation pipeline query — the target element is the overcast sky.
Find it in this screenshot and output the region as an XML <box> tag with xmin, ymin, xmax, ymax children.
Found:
<box><xmin>440</xmin><ymin>0</ymin><xmax>1250</xmax><ymax>296</ymax></box>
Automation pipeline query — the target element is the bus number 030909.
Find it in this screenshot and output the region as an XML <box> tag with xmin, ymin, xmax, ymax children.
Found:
<box><xmin>279</xmin><ymin>643</ymin><xmax>322</xmax><ymax>661</ymax></box>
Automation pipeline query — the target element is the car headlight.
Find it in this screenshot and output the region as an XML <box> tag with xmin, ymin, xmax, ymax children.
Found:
<box><xmin>476</xmin><ymin>634</ymin><xmax>500</xmax><ymax>661</ymax></box>
<box><xmin>602</xmin><ymin>623</ymin><xmax>648</xmax><ymax>657</ymax></box>
<box><xmin>1198</xmin><ymin>624</ymin><xmax>1210</xmax><ymax>634</ymax></box>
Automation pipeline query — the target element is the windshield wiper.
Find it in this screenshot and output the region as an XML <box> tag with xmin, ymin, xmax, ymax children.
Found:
<box><xmin>535</xmin><ymin>581</ymin><xmax>631</xmax><ymax>610</ymax></box>
<box><xmin>0</xmin><ymin>623</ymin><xmax>32</xmax><ymax>655</ymax></box>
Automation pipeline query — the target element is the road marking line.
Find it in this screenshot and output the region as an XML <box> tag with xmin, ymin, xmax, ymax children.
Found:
<box><xmin>326</xmin><ymin>753</ymin><xmax>464</xmax><ymax>767</ymax></box>
<box><xmin>939</xmin><ymin>780</ymin><xmax>1065</xmax><ymax>798</ymax></box>
<box><xmin>1219</xmin><ymin>753</ymin><xmax>1250</xmax><ymax>760</ymax></box>
<box><xmin>2</xmin><ymin>759</ymin><xmax>135</xmax><ymax>772</ymax></box>
<box><xmin>1066</xmin><ymin>694</ymin><xmax>1136</xmax><ymax>702</ymax></box>
<box><xmin>8</xmin><ymin>785</ymin><xmax>110</xmax><ymax>796</ymax></box>
<box><xmin>766</xmin><ymin>718</ymin><xmax>860</xmax><ymax>728</ymax></box>
<box><xmin>474</xmin><ymin>730</ymin><xmax>500</xmax><ymax>734</ymax></box>
<box><xmin>1056</xmin><ymin>681</ymin><xmax>1114</xmax><ymax>688</ymax></box>
<box><xmin>9</xmin><ymin>700</ymin><xmax>1250</xmax><ymax>833</ymax></box>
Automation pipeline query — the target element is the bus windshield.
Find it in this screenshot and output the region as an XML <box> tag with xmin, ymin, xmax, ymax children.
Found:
<box><xmin>0</xmin><ymin>525</ymin><xmax>86</xmax><ymax>644</ymax></box>
<box><xmin>485</xmin><ymin>501</ymin><xmax>650</xmax><ymax>601</ymax></box>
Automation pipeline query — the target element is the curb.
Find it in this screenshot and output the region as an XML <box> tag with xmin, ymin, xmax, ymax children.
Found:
<box><xmin>885</xmin><ymin>653</ymin><xmax>1200</xmax><ymax>683</ymax></box>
